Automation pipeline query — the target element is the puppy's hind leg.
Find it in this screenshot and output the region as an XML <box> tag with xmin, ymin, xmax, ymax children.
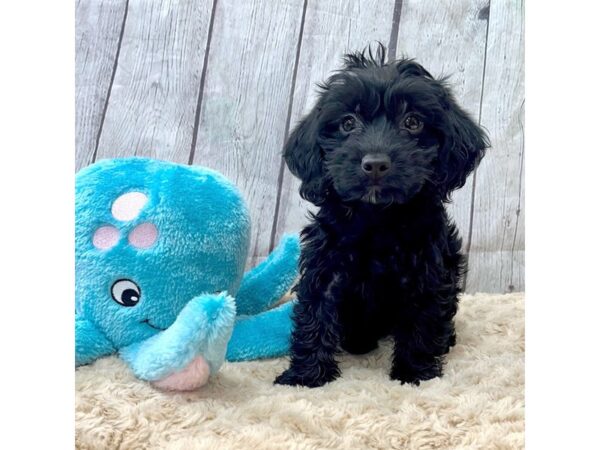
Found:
<box><xmin>339</xmin><ymin>299</ymin><xmax>380</xmax><ymax>355</ymax></box>
<box><xmin>341</xmin><ymin>332</ymin><xmax>379</xmax><ymax>355</ymax></box>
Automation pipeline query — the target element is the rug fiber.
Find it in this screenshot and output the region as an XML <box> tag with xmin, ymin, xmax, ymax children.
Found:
<box><xmin>76</xmin><ymin>293</ymin><xmax>524</xmax><ymax>449</ymax></box>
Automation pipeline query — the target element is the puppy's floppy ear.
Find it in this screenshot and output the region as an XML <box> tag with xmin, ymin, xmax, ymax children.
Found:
<box><xmin>283</xmin><ymin>109</ymin><xmax>327</xmax><ymax>205</ymax></box>
<box><xmin>437</xmin><ymin>94</ymin><xmax>490</xmax><ymax>196</ymax></box>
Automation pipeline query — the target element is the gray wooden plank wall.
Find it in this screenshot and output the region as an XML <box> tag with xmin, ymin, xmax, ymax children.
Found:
<box><xmin>75</xmin><ymin>0</ymin><xmax>525</xmax><ymax>293</ymax></box>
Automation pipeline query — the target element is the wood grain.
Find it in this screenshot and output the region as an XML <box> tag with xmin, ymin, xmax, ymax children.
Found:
<box><xmin>395</xmin><ymin>0</ymin><xmax>490</xmax><ymax>255</ymax></box>
<box><xmin>190</xmin><ymin>0</ymin><xmax>305</xmax><ymax>266</ymax></box>
<box><xmin>467</xmin><ymin>0</ymin><xmax>524</xmax><ymax>293</ymax></box>
<box><xmin>95</xmin><ymin>0</ymin><xmax>214</xmax><ymax>164</ymax></box>
<box><xmin>74</xmin><ymin>0</ymin><xmax>525</xmax><ymax>292</ymax></box>
<box><xmin>75</xmin><ymin>0</ymin><xmax>127</xmax><ymax>170</ymax></box>
<box><xmin>273</xmin><ymin>0</ymin><xmax>397</xmax><ymax>246</ymax></box>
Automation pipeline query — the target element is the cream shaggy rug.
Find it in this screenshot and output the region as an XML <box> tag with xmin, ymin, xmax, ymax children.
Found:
<box><xmin>76</xmin><ymin>293</ymin><xmax>524</xmax><ymax>450</ymax></box>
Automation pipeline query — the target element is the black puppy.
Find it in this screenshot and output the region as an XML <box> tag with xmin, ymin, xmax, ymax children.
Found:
<box><xmin>275</xmin><ymin>47</ymin><xmax>489</xmax><ymax>388</ymax></box>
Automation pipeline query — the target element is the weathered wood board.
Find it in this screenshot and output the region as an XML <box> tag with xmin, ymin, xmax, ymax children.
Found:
<box><xmin>191</xmin><ymin>0</ymin><xmax>305</xmax><ymax>266</ymax></box>
<box><xmin>75</xmin><ymin>0</ymin><xmax>127</xmax><ymax>170</ymax></box>
<box><xmin>95</xmin><ymin>0</ymin><xmax>214</xmax><ymax>163</ymax></box>
<box><xmin>467</xmin><ymin>0</ymin><xmax>525</xmax><ymax>293</ymax></box>
<box><xmin>75</xmin><ymin>0</ymin><xmax>525</xmax><ymax>292</ymax></box>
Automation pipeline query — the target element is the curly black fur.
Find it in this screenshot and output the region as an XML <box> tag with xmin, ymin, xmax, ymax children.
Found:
<box><xmin>275</xmin><ymin>45</ymin><xmax>489</xmax><ymax>388</ymax></box>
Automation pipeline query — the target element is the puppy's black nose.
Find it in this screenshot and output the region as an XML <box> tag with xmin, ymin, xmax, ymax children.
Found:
<box><xmin>361</xmin><ymin>154</ymin><xmax>391</xmax><ymax>178</ymax></box>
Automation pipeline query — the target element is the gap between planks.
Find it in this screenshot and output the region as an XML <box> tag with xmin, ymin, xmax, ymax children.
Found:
<box><xmin>463</xmin><ymin>0</ymin><xmax>492</xmax><ymax>291</ymax></box>
<box><xmin>269</xmin><ymin>0</ymin><xmax>309</xmax><ymax>253</ymax></box>
<box><xmin>188</xmin><ymin>0</ymin><xmax>219</xmax><ymax>166</ymax></box>
<box><xmin>91</xmin><ymin>0</ymin><xmax>130</xmax><ymax>164</ymax></box>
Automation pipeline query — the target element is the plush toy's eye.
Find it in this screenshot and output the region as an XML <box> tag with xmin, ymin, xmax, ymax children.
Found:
<box><xmin>402</xmin><ymin>114</ymin><xmax>424</xmax><ymax>133</ymax></box>
<box><xmin>111</xmin><ymin>279</ymin><xmax>141</xmax><ymax>307</ymax></box>
<box><xmin>340</xmin><ymin>115</ymin><xmax>357</xmax><ymax>133</ymax></box>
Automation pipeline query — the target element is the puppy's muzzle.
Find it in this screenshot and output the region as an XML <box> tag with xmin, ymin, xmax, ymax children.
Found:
<box><xmin>361</xmin><ymin>153</ymin><xmax>391</xmax><ymax>180</ymax></box>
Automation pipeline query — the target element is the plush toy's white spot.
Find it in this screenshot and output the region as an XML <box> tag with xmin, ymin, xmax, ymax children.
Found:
<box><xmin>111</xmin><ymin>192</ymin><xmax>148</xmax><ymax>221</ymax></box>
<box><xmin>92</xmin><ymin>226</ymin><xmax>119</xmax><ymax>250</ymax></box>
<box><xmin>128</xmin><ymin>223</ymin><xmax>158</xmax><ymax>248</ymax></box>
<box><xmin>152</xmin><ymin>356</ymin><xmax>211</xmax><ymax>391</ymax></box>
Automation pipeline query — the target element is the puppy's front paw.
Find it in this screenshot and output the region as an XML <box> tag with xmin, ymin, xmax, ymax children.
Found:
<box><xmin>390</xmin><ymin>361</ymin><xmax>442</xmax><ymax>386</ymax></box>
<box><xmin>274</xmin><ymin>366</ymin><xmax>338</xmax><ymax>388</ymax></box>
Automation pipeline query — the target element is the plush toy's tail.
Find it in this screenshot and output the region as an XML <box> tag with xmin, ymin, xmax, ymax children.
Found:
<box><xmin>225</xmin><ymin>300</ymin><xmax>294</xmax><ymax>361</ymax></box>
<box><xmin>235</xmin><ymin>234</ymin><xmax>300</xmax><ymax>316</ymax></box>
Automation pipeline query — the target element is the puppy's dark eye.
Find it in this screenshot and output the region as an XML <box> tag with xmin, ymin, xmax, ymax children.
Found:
<box><xmin>402</xmin><ymin>114</ymin><xmax>424</xmax><ymax>133</ymax></box>
<box><xmin>340</xmin><ymin>115</ymin><xmax>357</xmax><ymax>133</ymax></box>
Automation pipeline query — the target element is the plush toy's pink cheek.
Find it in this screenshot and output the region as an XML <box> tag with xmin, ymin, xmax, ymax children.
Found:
<box><xmin>128</xmin><ymin>223</ymin><xmax>158</xmax><ymax>249</ymax></box>
<box><xmin>152</xmin><ymin>356</ymin><xmax>211</xmax><ymax>391</ymax></box>
<box><xmin>92</xmin><ymin>226</ymin><xmax>120</xmax><ymax>250</ymax></box>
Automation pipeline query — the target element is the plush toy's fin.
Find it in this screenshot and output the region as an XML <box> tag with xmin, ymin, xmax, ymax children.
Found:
<box><xmin>119</xmin><ymin>293</ymin><xmax>236</xmax><ymax>381</ymax></box>
<box><xmin>226</xmin><ymin>300</ymin><xmax>294</xmax><ymax>361</ymax></box>
<box><xmin>236</xmin><ymin>234</ymin><xmax>300</xmax><ymax>315</ymax></box>
<box><xmin>75</xmin><ymin>315</ymin><xmax>116</xmax><ymax>366</ymax></box>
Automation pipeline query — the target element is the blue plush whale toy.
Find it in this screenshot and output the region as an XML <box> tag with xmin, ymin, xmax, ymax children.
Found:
<box><xmin>75</xmin><ymin>158</ymin><xmax>299</xmax><ymax>390</ymax></box>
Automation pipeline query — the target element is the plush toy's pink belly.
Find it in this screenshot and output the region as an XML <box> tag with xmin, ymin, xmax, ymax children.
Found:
<box><xmin>152</xmin><ymin>356</ymin><xmax>211</xmax><ymax>391</ymax></box>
